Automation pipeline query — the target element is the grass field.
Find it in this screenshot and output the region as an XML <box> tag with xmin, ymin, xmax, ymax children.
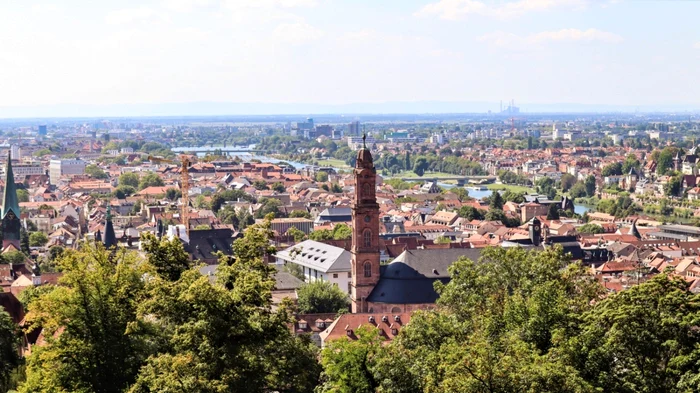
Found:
<box><xmin>316</xmin><ymin>158</ymin><xmax>350</xmax><ymax>168</ymax></box>
<box><xmin>486</xmin><ymin>183</ymin><xmax>535</xmax><ymax>194</ymax></box>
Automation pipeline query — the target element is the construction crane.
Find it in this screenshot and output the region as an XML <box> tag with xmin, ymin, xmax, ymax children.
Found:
<box><xmin>147</xmin><ymin>154</ymin><xmax>196</xmax><ymax>232</ymax></box>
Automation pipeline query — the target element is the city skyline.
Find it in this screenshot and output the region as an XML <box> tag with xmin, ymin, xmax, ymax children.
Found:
<box><xmin>2</xmin><ymin>0</ymin><xmax>700</xmax><ymax>116</ymax></box>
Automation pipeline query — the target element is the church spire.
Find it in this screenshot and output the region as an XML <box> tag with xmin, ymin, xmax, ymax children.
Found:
<box><xmin>1</xmin><ymin>151</ymin><xmax>21</xmax><ymax>250</ymax></box>
<box><xmin>103</xmin><ymin>205</ymin><xmax>117</xmax><ymax>248</ymax></box>
<box><xmin>2</xmin><ymin>150</ymin><xmax>20</xmax><ymax>220</ymax></box>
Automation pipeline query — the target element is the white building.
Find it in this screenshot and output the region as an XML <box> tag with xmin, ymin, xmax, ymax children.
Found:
<box><xmin>49</xmin><ymin>159</ymin><xmax>86</xmax><ymax>185</ymax></box>
<box><xmin>10</xmin><ymin>145</ymin><xmax>20</xmax><ymax>160</ymax></box>
<box><xmin>275</xmin><ymin>240</ymin><xmax>352</xmax><ymax>294</ymax></box>
<box><xmin>430</xmin><ymin>133</ymin><xmax>444</xmax><ymax>144</ymax></box>
<box><xmin>8</xmin><ymin>164</ymin><xmax>44</xmax><ymax>181</ymax></box>
<box><xmin>347</xmin><ymin>136</ymin><xmax>377</xmax><ymax>150</ymax></box>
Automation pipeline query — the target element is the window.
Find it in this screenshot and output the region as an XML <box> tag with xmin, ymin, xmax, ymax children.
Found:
<box><xmin>333</xmin><ymin>273</ymin><xmax>338</xmax><ymax>278</ymax></box>
<box><xmin>363</xmin><ymin>229</ymin><xmax>372</xmax><ymax>248</ymax></box>
<box><xmin>347</xmin><ymin>272</ymin><xmax>352</xmax><ymax>278</ymax></box>
<box><xmin>362</xmin><ymin>183</ymin><xmax>371</xmax><ymax>198</ymax></box>
<box><xmin>364</xmin><ymin>261</ymin><xmax>372</xmax><ymax>277</ymax></box>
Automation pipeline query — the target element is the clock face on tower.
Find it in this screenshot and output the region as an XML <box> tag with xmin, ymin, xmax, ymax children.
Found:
<box><xmin>534</xmin><ymin>225</ymin><xmax>540</xmax><ymax>231</ymax></box>
<box><xmin>364</xmin><ymin>215</ymin><xmax>371</xmax><ymax>223</ymax></box>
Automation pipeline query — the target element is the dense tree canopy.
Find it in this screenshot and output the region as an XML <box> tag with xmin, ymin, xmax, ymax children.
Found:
<box><xmin>296</xmin><ymin>280</ymin><xmax>349</xmax><ymax>314</ymax></box>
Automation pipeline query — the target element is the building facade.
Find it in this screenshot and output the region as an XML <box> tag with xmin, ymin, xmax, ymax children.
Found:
<box><xmin>49</xmin><ymin>159</ymin><xmax>86</xmax><ymax>185</ymax></box>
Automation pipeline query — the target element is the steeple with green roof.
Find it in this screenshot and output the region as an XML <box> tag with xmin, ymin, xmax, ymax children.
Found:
<box><xmin>2</xmin><ymin>151</ymin><xmax>21</xmax><ymax>250</ymax></box>
<box><xmin>103</xmin><ymin>205</ymin><xmax>117</xmax><ymax>249</ymax></box>
<box><xmin>2</xmin><ymin>151</ymin><xmax>20</xmax><ymax>220</ymax></box>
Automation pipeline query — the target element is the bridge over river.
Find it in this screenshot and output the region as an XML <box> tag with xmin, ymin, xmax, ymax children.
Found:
<box><xmin>400</xmin><ymin>176</ymin><xmax>497</xmax><ymax>186</ymax></box>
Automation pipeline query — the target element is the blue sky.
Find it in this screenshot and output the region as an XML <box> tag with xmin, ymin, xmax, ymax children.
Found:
<box><xmin>1</xmin><ymin>0</ymin><xmax>699</xmax><ymax>110</ymax></box>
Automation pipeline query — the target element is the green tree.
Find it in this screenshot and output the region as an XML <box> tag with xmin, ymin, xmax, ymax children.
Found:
<box><xmin>28</xmin><ymin>231</ymin><xmax>48</xmax><ymax>247</ymax></box>
<box><xmin>332</xmin><ymin>224</ymin><xmax>352</xmax><ymax>240</ymax></box>
<box><xmin>253</xmin><ymin>179</ymin><xmax>269</xmax><ymax>190</ymax></box>
<box><xmin>271</xmin><ymin>182</ymin><xmax>286</xmax><ymax>193</ymax></box>
<box><xmin>601</xmin><ymin>162</ymin><xmax>623</xmax><ymax>177</ymax></box>
<box><xmin>16</xmin><ymin>189</ymin><xmax>29</xmax><ymax>203</ymax></box>
<box><xmin>255</xmin><ymin>197</ymin><xmax>284</xmax><ymax>219</ymax></box>
<box><xmin>165</xmin><ymin>187</ymin><xmax>182</xmax><ymax>201</ymax></box>
<box><xmin>19</xmin><ymin>244</ymin><xmax>150</xmax><ymax>393</ymax></box>
<box><xmin>285</xmin><ymin>226</ymin><xmax>307</xmax><ymax>242</ymax></box>
<box><xmin>502</xmin><ymin>189</ymin><xmax>525</xmax><ymax>203</ymax></box>
<box><xmin>584</xmin><ymin>175</ymin><xmax>597</xmax><ymax>197</ymax></box>
<box><xmin>289</xmin><ymin>210</ymin><xmax>312</xmax><ymax>219</ymax></box>
<box><xmin>621</xmin><ymin>154</ymin><xmax>641</xmax><ymax>174</ymax></box>
<box><xmin>140</xmin><ymin>232</ymin><xmax>193</xmax><ymax>281</ymax></box>
<box><xmin>48</xmin><ymin>245</ymin><xmax>65</xmax><ymax>262</ymax></box>
<box><xmin>119</xmin><ymin>172</ymin><xmax>140</xmax><ymax>188</ymax></box>
<box><xmin>452</xmin><ymin>187</ymin><xmax>470</xmax><ymax>202</ymax></box>
<box><xmin>138</xmin><ymin>172</ymin><xmax>165</xmax><ymax>190</ymax></box>
<box><xmin>309</xmin><ymin>229</ymin><xmax>333</xmax><ymax>241</ymax></box>
<box><xmin>17</xmin><ymin>284</ymin><xmax>56</xmax><ymax>311</ymax></box>
<box><xmin>317</xmin><ymin>326</ymin><xmax>383</xmax><ymax>393</ymax></box>
<box><xmin>0</xmin><ymin>310</ymin><xmax>20</xmax><ymax>393</ymax></box>
<box><xmin>547</xmin><ymin>203</ymin><xmax>560</xmax><ymax>220</ymax></box>
<box><xmin>488</xmin><ymin>191</ymin><xmax>504</xmax><ymax>210</ymax></box>
<box><xmin>413</xmin><ymin>157</ymin><xmax>428</xmax><ymax>177</ymax></box>
<box><xmin>562</xmin><ymin>274</ymin><xmax>700</xmax><ymax>393</ymax></box>
<box><xmin>113</xmin><ymin>185</ymin><xmax>136</xmax><ymax>199</ymax></box>
<box><xmin>560</xmin><ymin>173</ymin><xmax>577</xmax><ymax>192</ymax></box>
<box><xmin>85</xmin><ymin>164</ymin><xmax>108</xmax><ymax>179</ymax></box>
<box><xmin>129</xmin><ymin>218</ymin><xmax>321</xmax><ymax>393</ymax></box>
<box><xmin>20</xmin><ymin>228</ymin><xmax>30</xmax><ymax>255</ymax></box>
<box><xmin>296</xmin><ymin>280</ymin><xmax>349</xmax><ymax>314</ymax></box>
<box><xmin>576</xmin><ymin>223</ymin><xmax>603</xmax><ymax>234</ymax></box>
<box><xmin>404</xmin><ymin>150</ymin><xmax>411</xmax><ymax>171</ymax></box>
<box><xmin>458</xmin><ymin>206</ymin><xmax>485</xmax><ymax>221</ymax></box>
<box><xmin>664</xmin><ymin>175</ymin><xmax>682</xmax><ymax>197</ymax></box>
<box><xmin>569</xmin><ymin>182</ymin><xmax>587</xmax><ymax>198</ymax></box>
<box><xmin>434</xmin><ymin>236</ymin><xmax>451</xmax><ymax>244</ymax></box>
<box><xmin>656</xmin><ymin>147</ymin><xmax>677</xmax><ymax>175</ymax></box>
<box><xmin>316</xmin><ymin>171</ymin><xmax>329</xmax><ymax>182</ymax></box>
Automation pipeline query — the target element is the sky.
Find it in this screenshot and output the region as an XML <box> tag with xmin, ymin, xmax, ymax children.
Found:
<box><xmin>1</xmin><ymin>0</ymin><xmax>700</xmax><ymax>114</ymax></box>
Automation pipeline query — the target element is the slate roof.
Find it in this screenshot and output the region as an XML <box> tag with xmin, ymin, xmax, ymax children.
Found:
<box><xmin>184</xmin><ymin>228</ymin><xmax>235</xmax><ymax>263</ymax></box>
<box><xmin>366</xmin><ymin>248</ymin><xmax>485</xmax><ymax>305</ymax></box>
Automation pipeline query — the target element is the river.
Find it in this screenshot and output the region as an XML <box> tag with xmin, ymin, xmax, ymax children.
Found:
<box><xmin>439</xmin><ymin>183</ymin><xmax>591</xmax><ymax>215</ymax></box>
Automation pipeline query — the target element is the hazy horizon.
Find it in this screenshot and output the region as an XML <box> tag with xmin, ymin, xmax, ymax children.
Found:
<box><xmin>0</xmin><ymin>100</ymin><xmax>699</xmax><ymax>120</ymax></box>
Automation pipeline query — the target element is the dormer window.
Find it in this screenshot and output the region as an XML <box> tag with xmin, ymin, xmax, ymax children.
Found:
<box><xmin>391</xmin><ymin>328</ymin><xmax>398</xmax><ymax>336</ymax></box>
<box><xmin>298</xmin><ymin>320</ymin><xmax>307</xmax><ymax>329</ymax></box>
<box><xmin>381</xmin><ymin>315</ymin><xmax>388</xmax><ymax>323</ymax></box>
<box><xmin>316</xmin><ymin>320</ymin><xmax>325</xmax><ymax>329</ymax></box>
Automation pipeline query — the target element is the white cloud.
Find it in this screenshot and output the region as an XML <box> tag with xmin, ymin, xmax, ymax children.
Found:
<box><xmin>478</xmin><ymin>28</ymin><xmax>623</xmax><ymax>46</ymax></box>
<box><xmin>415</xmin><ymin>0</ymin><xmax>588</xmax><ymax>20</ymax></box>
<box><xmin>272</xmin><ymin>23</ymin><xmax>323</xmax><ymax>44</ymax></box>
<box><xmin>105</xmin><ymin>7</ymin><xmax>158</xmax><ymax>25</ymax></box>
<box><xmin>694</xmin><ymin>42</ymin><xmax>700</xmax><ymax>49</ymax></box>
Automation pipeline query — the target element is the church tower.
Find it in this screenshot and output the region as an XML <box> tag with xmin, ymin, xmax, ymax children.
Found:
<box><xmin>350</xmin><ymin>136</ymin><xmax>380</xmax><ymax>313</ymax></box>
<box><xmin>2</xmin><ymin>151</ymin><xmax>21</xmax><ymax>250</ymax></box>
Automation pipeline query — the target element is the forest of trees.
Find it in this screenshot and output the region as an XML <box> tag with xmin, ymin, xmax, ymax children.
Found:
<box><xmin>4</xmin><ymin>221</ymin><xmax>700</xmax><ymax>393</ymax></box>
